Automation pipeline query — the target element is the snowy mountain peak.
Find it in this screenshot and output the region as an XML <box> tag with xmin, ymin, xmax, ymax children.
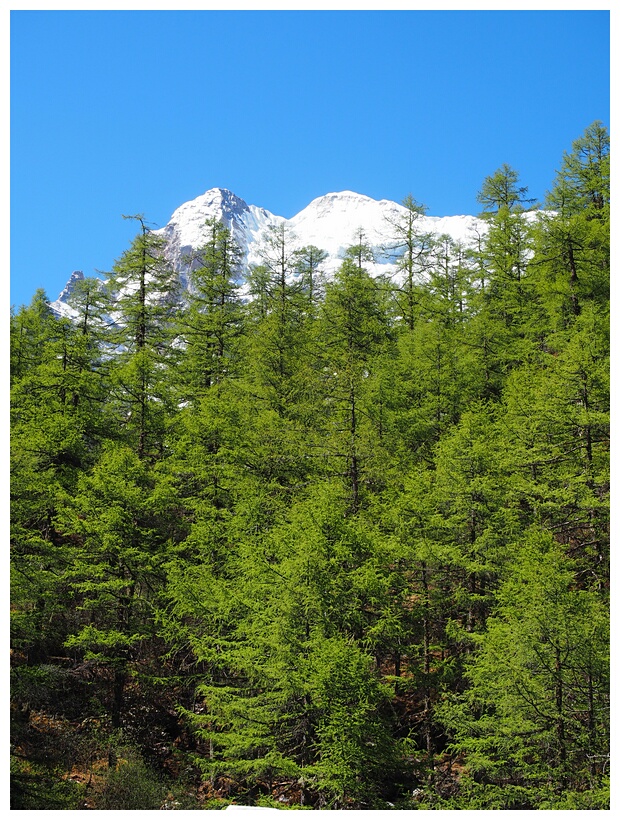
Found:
<box><xmin>52</xmin><ymin>189</ymin><xmax>495</xmax><ymax>316</ymax></box>
<box><xmin>297</xmin><ymin>190</ymin><xmax>393</xmax><ymax>219</ymax></box>
<box><xmin>57</xmin><ymin>270</ymin><xmax>84</xmax><ymax>302</ymax></box>
<box><xmin>307</xmin><ymin>190</ymin><xmax>377</xmax><ymax>207</ymax></box>
<box><xmin>165</xmin><ymin>187</ymin><xmax>251</xmax><ymax>234</ymax></box>
<box><xmin>193</xmin><ymin>187</ymin><xmax>250</xmax><ymax>218</ymax></box>
<box><xmin>159</xmin><ymin>188</ymin><xmax>279</xmax><ymax>275</ymax></box>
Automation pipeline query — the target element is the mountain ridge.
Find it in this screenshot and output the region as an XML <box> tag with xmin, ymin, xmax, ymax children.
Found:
<box><xmin>51</xmin><ymin>188</ymin><xmax>490</xmax><ymax>316</ymax></box>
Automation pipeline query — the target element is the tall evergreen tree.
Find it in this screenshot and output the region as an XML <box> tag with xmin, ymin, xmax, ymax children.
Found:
<box><xmin>179</xmin><ymin>218</ymin><xmax>244</xmax><ymax>396</ymax></box>
<box><xmin>317</xmin><ymin>250</ymin><xmax>392</xmax><ymax>512</ymax></box>
<box><xmin>436</xmin><ymin>529</ymin><xmax>609</xmax><ymax>809</ymax></box>
<box><xmin>292</xmin><ymin>244</ymin><xmax>328</xmax><ymax>309</ymax></box>
<box><xmin>384</xmin><ymin>194</ymin><xmax>434</xmax><ymax>331</ymax></box>
<box><xmin>241</xmin><ymin>223</ymin><xmax>312</xmax><ymax>416</ymax></box>
<box><xmin>466</xmin><ymin>165</ymin><xmax>537</xmax><ymax>397</ymax></box>
<box><xmin>57</xmin><ymin>444</ymin><xmax>187</xmax><ymax>729</ymax></box>
<box><xmin>105</xmin><ymin>215</ymin><xmax>181</xmax><ymax>459</ymax></box>
<box><xmin>532</xmin><ymin>121</ymin><xmax>610</xmax><ymax>329</ymax></box>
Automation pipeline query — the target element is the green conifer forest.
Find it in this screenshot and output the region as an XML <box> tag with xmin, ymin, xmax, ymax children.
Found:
<box><xmin>10</xmin><ymin>123</ymin><xmax>610</xmax><ymax>810</ymax></box>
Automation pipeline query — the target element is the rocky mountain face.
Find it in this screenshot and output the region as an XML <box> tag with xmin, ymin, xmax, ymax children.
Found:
<box><xmin>51</xmin><ymin>188</ymin><xmax>488</xmax><ymax>316</ymax></box>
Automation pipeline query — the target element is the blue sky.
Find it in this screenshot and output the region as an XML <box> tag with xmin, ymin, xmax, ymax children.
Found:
<box><xmin>10</xmin><ymin>9</ymin><xmax>610</xmax><ymax>310</ymax></box>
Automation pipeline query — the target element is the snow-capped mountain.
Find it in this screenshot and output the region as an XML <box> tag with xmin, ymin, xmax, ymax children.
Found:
<box><xmin>287</xmin><ymin>190</ymin><xmax>484</xmax><ymax>274</ymax></box>
<box><xmin>51</xmin><ymin>188</ymin><xmax>489</xmax><ymax>317</ymax></box>
<box><xmin>157</xmin><ymin>188</ymin><xmax>284</xmax><ymax>287</ymax></box>
<box><xmin>157</xmin><ymin>187</ymin><xmax>486</xmax><ymax>281</ymax></box>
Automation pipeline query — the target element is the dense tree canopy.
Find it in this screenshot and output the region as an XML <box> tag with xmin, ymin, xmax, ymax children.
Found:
<box><xmin>10</xmin><ymin>123</ymin><xmax>609</xmax><ymax>810</ymax></box>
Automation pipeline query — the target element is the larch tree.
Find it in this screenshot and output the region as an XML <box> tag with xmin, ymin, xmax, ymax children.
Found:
<box><xmin>179</xmin><ymin>217</ymin><xmax>244</xmax><ymax>397</ymax></box>
<box><xmin>384</xmin><ymin>194</ymin><xmax>434</xmax><ymax>331</ymax></box>
<box><xmin>105</xmin><ymin>214</ymin><xmax>181</xmax><ymax>460</ymax></box>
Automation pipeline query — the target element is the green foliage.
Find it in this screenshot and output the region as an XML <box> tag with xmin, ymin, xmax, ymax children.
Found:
<box><xmin>94</xmin><ymin>749</ymin><xmax>169</xmax><ymax>810</ymax></box>
<box><xmin>10</xmin><ymin>755</ymin><xmax>85</xmax><ymax>810</ymax></box>
<box><xmin>105</xmin><ymin>215</ymin><xmax>182</xmax><ymax>458</ymax></box>
<box><xmin>179</xmin><ymin>218</ymin><xmax>244</xmax><ymax>395</ymax></box>
<box><xmin>10</xmin><ymin>122</ymin><xmax>609</xmax><ymax>810</ymax></box>
<box><xmin>477</xmin><ymin>163</ymin><xmax>536</xmax><ymax>213</ymax></box>
<box><xmin>436</xmin><ymin>529</ymin><xmax>609</xmax><ymax>808</ymax></box>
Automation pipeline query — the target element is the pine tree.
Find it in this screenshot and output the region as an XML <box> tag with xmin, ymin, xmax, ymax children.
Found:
<box><xmin>57</xmin><ymin>444</ymin><xmax>187</xmax><ymax>728</ymax></box>
<box><xmin>532</xmin><ymin>121</ymin><xmax>609</xmax><ymax>330</ymax></box>
<box><xmin>316</xmin><ymin>250</ymin><xmax>393</xmax><ymax>513</ymax></box>
<box><xmin>384</xmin><ymin>194</ymin><xmax>434</xmax><ymax>331</ymax></box>
<box><xmin>292</xmin><ymin>244</ymin><xmax>328</xmax><ymax>309</ymax></box>
<box><xmin>167</xmin><ymin>484</ymin><xmax>404</xmax><ymax>807</ymax></box>
<box><xmin>467</xmin><ymin>165</ymin><xmax>538</xmax><ymax>397</ymax></box>
<box><xmin>436</xmin><ymin>529</ymin><xmax>609</xmax><ymax>809</ymax></box>
<box><xmin>500</xmin><ymin>305</ymin><xmax>610</xmax><ymax>591</ymax></box>
<box><xmin>242</xmin><ymin>223</ymin><xmax>312</xmax><ymax>417</ymax></box>
<box><xmin>11</xmin><ymin>288</ymin><xmax>111</xmax><ymax>726</ymax></box>
<box><xmin>179</xmin><ymin>218</ymin><xmax>244</xmax><ymax>396</ymax></box>
<box><xmin>105</xmin><ymin>215</ymin><xmax>181</xmax><ymax>459</ymax></box>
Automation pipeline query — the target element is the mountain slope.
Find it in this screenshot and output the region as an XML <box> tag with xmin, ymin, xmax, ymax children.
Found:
<box><xmin>51</xmin><ymin>188</ymin><xmax>490</xmax><ymax>316</ymax></box>
<box><xmin>158</xmin><ymin>187</ymin><xmax>487</xmax><ymax>280</ymax></box>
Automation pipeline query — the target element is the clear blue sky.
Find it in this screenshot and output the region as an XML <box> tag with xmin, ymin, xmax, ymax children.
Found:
<box><xmin>10</xmin><ymin>9</ymin><xmax>610</xmax><ymax>310</ymax></box>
